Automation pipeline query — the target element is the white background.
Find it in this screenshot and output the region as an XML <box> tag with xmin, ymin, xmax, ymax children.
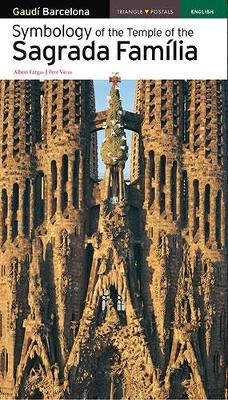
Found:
<box><xmin>0</xmin><ymin>18</ymin><xmax>226</xmax><ymax>79</ymax></box>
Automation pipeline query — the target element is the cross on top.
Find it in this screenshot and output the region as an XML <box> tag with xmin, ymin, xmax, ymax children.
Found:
<box><xmin>109</xmin><ymin>73</ymin><xmax>121</xmax><ymax>87</ymax></box>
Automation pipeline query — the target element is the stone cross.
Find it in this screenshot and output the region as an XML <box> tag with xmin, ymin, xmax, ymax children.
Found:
<box><xmin>109</xmin><ymin>73</ymin><xmax>121</xmax><ymax>87</ymax></box>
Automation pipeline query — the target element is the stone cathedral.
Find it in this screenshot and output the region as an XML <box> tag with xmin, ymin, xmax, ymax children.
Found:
<box><xmin>0</xmin><ymin>79</ymin><xmax>227</xmax><ymax>400</ymax></box>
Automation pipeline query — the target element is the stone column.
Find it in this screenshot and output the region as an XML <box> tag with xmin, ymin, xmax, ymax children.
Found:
<box><xmin>104</xmin><ymin>167</ymin><xmax>111</xmax><ymax>201</ymax></box>
<box><xmin>119</xmin><ymin>167</ymin><xmax>123</xmax><ymax>201</ymax></box>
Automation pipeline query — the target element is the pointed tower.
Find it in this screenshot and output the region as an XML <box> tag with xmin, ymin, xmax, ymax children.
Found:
<box><xmin>0</xmin><ymin>79</ymin><xmax>97</xmax><ymax>398</ymax></box>
<box><xmin>100</xmin><ymin>77</ymin><xmax>128</xmax><ymax>202</ymax></box>
<box><xmin>0</xmin><ymin>80</ymin><xmax>41</xmax><ymax>398</ymax></box>
<box><xmin>130</xmin><ymin>80</ymin><xmax>185</xmax><ymax>359</ymax></box>
<box><xmin>18</xmin><ymin>79</ymin><xmax>97</xmax><ymax>373</ymax></box>
<box><xmin>181</xmin><ymin>80</ymin><xmax>227</xmax><ymax>399</ymax></box>
<box><xmin>132</xmin><ymin>79</ymin><xmax>227</xmax><ymax>399</ymax></box>
<box><xmin>65</xmin><ymin>78</ymin><xmax>165</xmax><ymax>400</ymax></box>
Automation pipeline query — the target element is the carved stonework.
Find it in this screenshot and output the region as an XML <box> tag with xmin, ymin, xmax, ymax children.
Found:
<box><xmin>0</xmin><ymin>79</ymin><xmax>226</xmax><ymax>399</ymax></box>
<box><xmin>157</xmin><ymin>230</ymin><xmax>170</xmax><ymax>260</ymax></box>
<box><xmin>200</xmin><ymin>258</ymin><xmax>215</xmax><ymax>354</ymax></box>
<box><xmin>8</xmin><ymin>258</ymin><xmax>21</xmax><ymax>291</ymax></box>
<box><xmin>9</xmin><ymin>299</ymin><xmax>18</xmax><ymax>332</ymax></box>
<box><xmin>174</xmin><ymin>242</ymin><xmax>199</xmax><ymax>331</ymax></box>
<box><xmin>59</xmin><ymin>229</ymin><xmax>71</xmax><ymax>257</ymax></box>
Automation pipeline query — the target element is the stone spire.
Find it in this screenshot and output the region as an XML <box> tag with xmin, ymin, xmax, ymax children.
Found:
<box><xmin>101</xmin><ymin>75</ymin><xmax>128</xmax><ymax>202</ymax></box>
<box><xmin>65</xmin><ymin>78</ymin><xmax>165</xmax><ymax>400</ymax></box>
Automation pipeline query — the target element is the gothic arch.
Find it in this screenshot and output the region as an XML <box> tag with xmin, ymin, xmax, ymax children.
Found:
<box><xmin>169</xmin><ymin>360</ymin><xmax>193</xmax><ymax>399</ymax></box>
<box><xmin>18</xmin><ymin>352</ymin><xmax>47</xmax><ymax>399</ymax></box>
<box><xmin>165</xmin><ymin>338</ymin><xmax>207</xmax><ymax>400</ymax></box>
<box><xmin>17</xmin><ymin>344</ymin><xmax>53</xmax><ymax>400</ymax></box>
<box><xmin>91</xmin><ymin>347</ymin><xmax>123</xmax><ymax>400</ymax></box>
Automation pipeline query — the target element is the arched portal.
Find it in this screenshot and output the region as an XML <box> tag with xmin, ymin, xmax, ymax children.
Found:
<box><xmin>92</xmin><ymin>347</ymin><xmax>123</xmax><ymax>400</ymax></box>
<box><xmin>169</xmin><ymin>361</ymin><xmax>193</xmax><ymax>399</ymax></box>
<box><xmin>18</xmin><ymin>353</ymin><xmax>48</xmax><ymax>400</ymax></box>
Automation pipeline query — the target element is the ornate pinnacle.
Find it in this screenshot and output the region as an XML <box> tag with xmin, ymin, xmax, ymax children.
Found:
<box><xmin>101</xmin><ymin>76</ymin><xmax>128</xmax><ymax>167</ymax></box>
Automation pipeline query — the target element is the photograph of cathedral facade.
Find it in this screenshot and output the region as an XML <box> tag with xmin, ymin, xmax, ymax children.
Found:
<box><xmin>0</xmin><ymin>79</ymin><xmax>227</xmax><ymax>399</ymax></box>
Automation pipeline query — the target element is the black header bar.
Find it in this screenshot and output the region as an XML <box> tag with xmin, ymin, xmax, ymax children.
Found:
<box><xmin>0</xmin><ymin>0</ymin><xmax>109</xmax><ymax>18</ymax></box>
<box><xmin>1</xmin><ymin>0</ymin><xmax>226</xmax><ymax>18</ymax></box>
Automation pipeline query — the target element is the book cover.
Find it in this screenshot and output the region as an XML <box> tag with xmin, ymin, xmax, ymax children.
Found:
<box><xmin>0</xmin><ymin>0</ymin><xmax>227</xmax><ymax>399</ymax></box>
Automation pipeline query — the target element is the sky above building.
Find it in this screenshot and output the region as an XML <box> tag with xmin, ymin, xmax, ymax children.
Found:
<box><xmin>94</xmin><ymin>80</ymin><xmax>136</xmax><ymax>179</ymax></box>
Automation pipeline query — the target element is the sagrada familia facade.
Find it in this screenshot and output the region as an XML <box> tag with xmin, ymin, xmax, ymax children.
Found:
<box><xmin>0</xmin><ymin>79</ymin><xmax>227</xmax><ymax>399</ymax></box>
